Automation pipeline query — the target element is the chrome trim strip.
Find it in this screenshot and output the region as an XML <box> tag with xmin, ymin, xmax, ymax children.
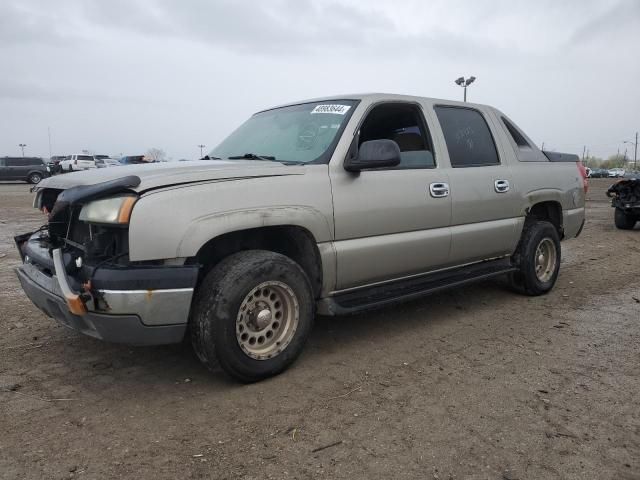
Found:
<box><xmin>95</xmin><ymin>288</ymin><xmax>194</xmax><ymax>326</ymax></box>
<box><xmin>52</xmin><ymin>248</ymin><xmax>77</xmax><ymax>299</ymax></box>
<box><xmin>98</xmin><ymin>288</ymin><xmax>193</xmax><ymax>295</ymax></box>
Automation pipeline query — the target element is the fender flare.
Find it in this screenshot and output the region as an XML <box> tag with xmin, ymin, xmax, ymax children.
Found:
<box><xmin>176</xmin><ymin>205</ymin><xmax>333</xmax><ymax>258</ymax></box>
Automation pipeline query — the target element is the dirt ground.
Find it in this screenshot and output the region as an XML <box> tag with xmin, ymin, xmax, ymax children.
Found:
<box><xmin>0</xmin><ymin>178</ymin><xmax>639</xmax><ymax>480</ymax></box>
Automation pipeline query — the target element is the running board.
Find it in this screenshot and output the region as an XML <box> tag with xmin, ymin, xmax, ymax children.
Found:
<box><xmin>318</xmin><ymin>258</ymin><xmax>516</xmax><ymax>316</ymax></box>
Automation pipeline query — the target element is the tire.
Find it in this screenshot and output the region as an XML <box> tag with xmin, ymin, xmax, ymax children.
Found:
<box><xmin>27</xmin><ymin>172</ymin><xmax>42</xmax><ymax>184</ymax></box>
<box><xmin>191</xmin><ymin>250</ymin><xmax>315</xmax><ymax>383</ymax></box>
<box><xmin>614</xmin><ymin>208</ymin><xmax>637</xmax><ymax>230</ymax></box>
<box><xmin>509</xmin><ymin>220</ymin><xmax>561</xmax><ymax>296</ymax></box>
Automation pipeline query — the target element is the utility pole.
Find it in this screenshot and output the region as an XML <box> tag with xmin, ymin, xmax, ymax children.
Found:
<box><xmin>623</xmin><ymin>132</ymin><xmax>638</xmax><ymax>170</ymax></box>
<box><xmin>633</xmin><ymin>132</ymin><xmax>638</xmax><ymax>170</ymax></box>
<box><xmin>197</xmin><ymin>144</ymin><xmax>206</xmax><ymax>158</ymax></box>
<box><xmin>19</xmin><ymin>143</ymin><xmax>26</xmax><ymax>157</ymax></box>
<box><xmin>582</xmin><ymin>145</ymin><xmax>586</xmax><ymax>162</ymax></box>
<box><xmin>47</xmin><ymin>127</ymin><xmax>52</xmax><ymax>159</ymax></box>
<box><xmin>541</xmin><ymin>142</ymin><xmax>545</xmax><ymax>150</ymax></box>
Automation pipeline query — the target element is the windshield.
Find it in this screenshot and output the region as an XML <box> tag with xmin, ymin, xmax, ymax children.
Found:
<box><xmin>210</xmin><ymin>100</ymin><xmax>358</xmax><ymax>164</ymax></box>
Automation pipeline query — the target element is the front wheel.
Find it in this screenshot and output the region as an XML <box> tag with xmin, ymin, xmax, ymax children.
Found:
<box><xmin>509</xmin><ymin>221</ymin><xmax>561</xmax><ymax>296</ymax></box>
<box><xmin>614</xmin><ymin>208</ymin><xmax>637</xmax><ymax>230</ymax></box>
<box><xmin>27</xmin><ymin>172</ymin><xmax>42</xmax><ymax>184</ymax></box>
<box><xmin>191</xmin><ymin>250</ymin><xmax>315</xmax><ymax>382</ymax></box>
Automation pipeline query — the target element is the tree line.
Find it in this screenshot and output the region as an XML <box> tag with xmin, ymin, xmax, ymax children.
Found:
<box><xmin>584</xmin><ymin>154</ymin><xmax>635</xmax><ymax>170</ymax></box>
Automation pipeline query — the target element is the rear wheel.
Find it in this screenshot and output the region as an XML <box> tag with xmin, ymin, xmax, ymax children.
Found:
<box><xmin>191</xmin><ymin>250</ymin><xmax>314</xmax><ymax>382</ymax></box>
<box><xmin>27</xmin><ymin>172</ymin><xmax>42</xmax><ymax>184</ymax></box>
<box><xmin>614</xmin><ymin>208</ymin><xmax>637</xmax><ymax>230</ymax></box>
<box><xmin>509</xmin><ymin>220</ymin><xmax>561</xmax><ymax>296</ymax></box>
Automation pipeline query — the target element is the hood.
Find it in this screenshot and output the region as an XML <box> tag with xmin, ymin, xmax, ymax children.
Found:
<box><xmin>37</xmin><ymin>160</ymin><xmax>306</xmax><ymax>192</ymax></box>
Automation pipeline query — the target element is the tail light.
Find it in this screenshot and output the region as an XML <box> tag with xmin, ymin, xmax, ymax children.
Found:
<box><xmin>576</xmin><ymin>162</ymin><xmax>588</xmax><ymax>193</ymax></box>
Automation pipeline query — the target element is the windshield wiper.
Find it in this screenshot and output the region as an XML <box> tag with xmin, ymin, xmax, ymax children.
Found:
<box><xmin>228</xmin><ymin>153</ymin><xmax>277</xmax><ymax>161</ymax></box>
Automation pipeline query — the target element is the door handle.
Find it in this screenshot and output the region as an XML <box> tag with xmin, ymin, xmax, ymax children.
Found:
<box><xmin>429</xmin><ymin>182</ymin><xmax>450</xmax><ymax>198</ymax></box>
<box><xmin>494</xmin><ymin>179</ymin><xmax>510</xmax><ymax>193</ymax></box>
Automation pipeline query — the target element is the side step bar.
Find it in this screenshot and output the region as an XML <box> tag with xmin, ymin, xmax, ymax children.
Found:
<box><xmin>318</xmin><ymin>258</ymin><xmax>516</xmax><ymax>316</ymax></box>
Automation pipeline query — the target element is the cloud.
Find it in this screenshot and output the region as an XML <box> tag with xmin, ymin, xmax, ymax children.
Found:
<box><xmin>0</xmin><ymin>78</ymin><xmax>171</xmax><ymax>106</ymax></box>
<box><xmin>0</xmin><ymin>0</ymin><xmax>638</xmax><ymax>160</ymax></box>
<box><xmin>567</xmin><ymin>0</ymin><xmax>640</xmax><ymax>47</ymax></box>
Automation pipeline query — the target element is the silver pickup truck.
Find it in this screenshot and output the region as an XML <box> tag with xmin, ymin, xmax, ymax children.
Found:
<box><xmin>15</xmin><ymin>93</ymin><xmax>587</xmax><ymax>382</ymax></box>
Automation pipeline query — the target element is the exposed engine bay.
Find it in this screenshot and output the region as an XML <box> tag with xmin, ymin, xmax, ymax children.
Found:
<box><xmin>607</xmin><ymin>178</ymin><xmax>640</xmax><ymax>209</ymax></box>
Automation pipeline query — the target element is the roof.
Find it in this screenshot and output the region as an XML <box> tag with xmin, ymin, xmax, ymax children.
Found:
<box><xmin>261</xmin><ymin>92</ymin><xmax>489</xmax><ymax>113</ymax></box>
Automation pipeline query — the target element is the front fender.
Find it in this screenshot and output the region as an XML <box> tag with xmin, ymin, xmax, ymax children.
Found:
<box><xmin>127</xmin><ymin>170</ymin><xmax>334</xmax><ymax>261</ymax></box>
<box><xmin>176</xmin><ymin>206</ymin><xmax>333</xmax><ymax>258</ymax></box>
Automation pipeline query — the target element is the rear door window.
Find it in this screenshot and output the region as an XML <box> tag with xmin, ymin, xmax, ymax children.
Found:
<box><xmin>435</xmin><ymin>106</ymin><xmax>500</xmax><ymax>167</ymax></box>
<box><xmin>6</xmin><ymin>158</ymin><xmax>25</xmax><ymax>167</ymax></box>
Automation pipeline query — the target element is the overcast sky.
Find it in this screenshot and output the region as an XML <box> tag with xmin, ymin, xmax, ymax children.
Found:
<box><xmin>1</xmin><ymin>0</ymin><xmax>639</xmax><ymax>160</ymax></box>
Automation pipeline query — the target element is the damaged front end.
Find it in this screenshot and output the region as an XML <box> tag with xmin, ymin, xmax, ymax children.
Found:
<box><xmin>15</xmin><ymin>176</ymin><xmax>198</xmax><ymax>345</ymax></box>
<box><xmin>607</xmin><ymin>178</ymin><xmax>640</xmax><ymax>212</ymax></box>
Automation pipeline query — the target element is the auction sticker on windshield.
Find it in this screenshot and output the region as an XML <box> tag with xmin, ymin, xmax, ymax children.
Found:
<box><xmin>310</xmin><ymin>104</ymin><xmax>351</xmax><ymax>115</ymax></box>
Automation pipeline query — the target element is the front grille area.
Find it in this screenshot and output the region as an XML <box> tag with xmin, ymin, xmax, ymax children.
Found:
<box><xmin>43</xmin><ymin>190</ymin><xmax>129</xmax><ymax>264</ymax></box>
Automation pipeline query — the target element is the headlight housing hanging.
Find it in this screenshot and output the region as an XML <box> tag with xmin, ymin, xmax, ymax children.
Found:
<box><xmin>79</xmin><ymin>194</ymin><xmax>137</xmax><ymax>225</ymax></box>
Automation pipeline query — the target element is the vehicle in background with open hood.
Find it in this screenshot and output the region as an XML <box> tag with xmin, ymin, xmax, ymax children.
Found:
<box><xmin>607</xmin><ymin>178</ymin><xmax>640</xmax><ymax>230</ymax></box>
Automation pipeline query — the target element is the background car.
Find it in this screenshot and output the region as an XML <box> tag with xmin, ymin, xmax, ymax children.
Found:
<box><xmin>47</xmin><ymin>155</ymin><xmax>67</xmax><ymax>174</ymax></box>
<box><xmin>590</xmin><ymin>168</ymin><xmax>609</xmax><ymax>178</ymax></box>
<box><xmin>95</xmin><ymin>157</ymin><xmax>122</xmax><ymax>168</ymax></box>
<box><xmin>608</xmin><ymin>168</ymin><xmax>626</xmax><ymax>178</ymax></box>
<box><xmin>59</xmin><ymin>154</ymin><xmax>97</xmax><ymax>172</ymax></box>
<box><xmin>0</xmin><ymin>156</ymin><xmax>49</xmax><ymax>184</ymax></box>
<box><xmin>119</xmin><ymin>155</ymin><xmax>147</xmax><ymax>165</ymax></box>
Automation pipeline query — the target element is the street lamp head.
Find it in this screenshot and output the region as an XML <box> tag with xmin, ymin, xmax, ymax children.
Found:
<box><xmin>455</xmin><ymin>77</ymin><xmax>465</xmax><ymax>86</ymax></box>
<box><xmin>465</xmin><ymin>76</ymin><xmax>476</xmax><ymax>86</ymax></box>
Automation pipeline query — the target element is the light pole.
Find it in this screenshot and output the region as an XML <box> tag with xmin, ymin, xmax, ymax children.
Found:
<box><xmin>624</xmin><ymin>132</ymin><xmax>638</xmax><ymax>170</ymax></box>
<box><xmin>19</xmin><ymin>143</ymin><xmax>26</xmax><ymax>157</ymax></box>
<box><xmin>197</xmin><ymin>144</ymin><xmax>206</xmax><ymax>158</ymax></box>
<box><xmin>455</xmin><ymin>76</ymin><xmax>476</xmax><ymax>102</ymax></box>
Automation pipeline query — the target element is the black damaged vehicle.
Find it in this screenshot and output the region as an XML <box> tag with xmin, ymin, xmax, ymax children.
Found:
<box><xmin>607</xmin><ymin>179</ymin><xmax>640</xmax><ymax>230</ymax></box>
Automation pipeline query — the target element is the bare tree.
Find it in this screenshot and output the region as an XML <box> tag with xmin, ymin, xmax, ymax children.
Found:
<box><xmin>145</xmin><ymin>148</ymin><xmax>167</xmax><ymax>162</ymax></box>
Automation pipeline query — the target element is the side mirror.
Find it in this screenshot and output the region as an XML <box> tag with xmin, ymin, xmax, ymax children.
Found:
<box><xmin>344</xmin><ymin>139</ymin><xmax>401</xmax><ymax>172</ymax></box>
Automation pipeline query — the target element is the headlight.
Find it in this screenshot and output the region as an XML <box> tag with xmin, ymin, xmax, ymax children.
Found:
<box><xmin>79</xmin><ymin>195</ymin><xmax>137</xmax><ymax>225</ymax></box>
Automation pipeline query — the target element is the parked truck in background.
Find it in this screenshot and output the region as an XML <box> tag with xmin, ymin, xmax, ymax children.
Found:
<box><xmin>15</xmin><ymin>93</ymin><xmax>587</xmax><ymax>382</ymax></box>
